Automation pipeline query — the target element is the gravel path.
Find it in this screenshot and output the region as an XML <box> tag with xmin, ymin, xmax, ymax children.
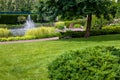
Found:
<box><xmin>0</xmin><ymin>37</ymin><xmax>59</xmax><ymax>44</ymax></box>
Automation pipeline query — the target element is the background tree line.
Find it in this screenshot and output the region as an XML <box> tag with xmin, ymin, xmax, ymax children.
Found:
<box><xmin>0</xmin><ymin>0</ymin><xmax>38</xmax><ymax>12</ymax></box>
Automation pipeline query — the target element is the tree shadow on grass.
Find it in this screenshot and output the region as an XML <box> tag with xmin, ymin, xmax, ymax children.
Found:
<box><xmin>59</xmin><ymin>34</ymin><xmax>120</xmax><ymax>42</ymax></box>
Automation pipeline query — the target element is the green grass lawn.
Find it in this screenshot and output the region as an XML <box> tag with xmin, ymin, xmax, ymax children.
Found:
<box><xmin>0</xmin><ymin>34</ymin><xmax>120</xmax><ymax>80</ymax></box>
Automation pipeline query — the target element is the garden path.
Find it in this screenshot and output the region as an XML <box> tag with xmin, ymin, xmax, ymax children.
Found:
<box><xmin>0</xmin><ymin>37</ymin><xmax>59</xmax><ymax>44</ymax></box>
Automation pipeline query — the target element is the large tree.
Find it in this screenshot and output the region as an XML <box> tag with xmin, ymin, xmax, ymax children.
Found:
<box><xmin>38</xmin><ymin>0</ymin><xmax>114</xmax><ymax>37</ymax></box>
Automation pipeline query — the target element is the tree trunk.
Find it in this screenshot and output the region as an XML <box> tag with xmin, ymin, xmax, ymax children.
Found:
<box><xmin>84</xmin><ymin>14</ymin><xmax>92</xmax><ymax>38</ymax></box>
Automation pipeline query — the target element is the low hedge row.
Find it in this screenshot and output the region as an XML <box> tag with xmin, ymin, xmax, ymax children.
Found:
<box><xmin>60</xmin><ymin>26</ymin><xmax>120</xmax><ymax>38</ymax></box>
<box><xmin>0</xmin><ymin>36</ymin><xmax>35</xmax><ymax>42</ymax></box>
<box><xmin>0</xmin><ymin>14</ymin><xmax>38</xmax><ymax>24</ymax></box>
<box><xmin>48</xmin><ymin>46</ymin><xmax>120</xmax><ymax>80</ymax></box>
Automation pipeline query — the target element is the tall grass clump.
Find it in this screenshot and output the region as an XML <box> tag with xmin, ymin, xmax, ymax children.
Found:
<box><xmin>25</xmin><ymin>27</ymin><xmax>59</xmax><ymax>38</ymax></box>
<box><xmin>0</xmin><ymin>28</ymin><xmax>11</xmax><ymax>38</ymax></box>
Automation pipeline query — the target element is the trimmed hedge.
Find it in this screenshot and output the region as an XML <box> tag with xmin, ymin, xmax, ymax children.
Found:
<box><xmin>0</xmin><ymin>14</ymin><xmax>18</xmax><ymax>24</ymax></box>
<box><xmin>0</xmin><ymin>14</ymin><xmax>38</xmax><ymax>24</ymax></box>
<box><xmin>60</xmin><ymin>26</ymin><xmax>120</xmax><ymax>38</ymax></box>
<box><xmin>48</xmin><ymin>46</ymin><xmax>120</xmax><ymax>80</ymax></box>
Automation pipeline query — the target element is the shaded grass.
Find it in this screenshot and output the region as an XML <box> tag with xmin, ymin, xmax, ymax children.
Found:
<box><xmin>0</xmin><ymin>34</ymin><xmax>120</xmax><ymax>80</ymax></box>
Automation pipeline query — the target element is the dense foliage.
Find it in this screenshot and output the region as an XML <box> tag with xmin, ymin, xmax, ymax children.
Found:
<box><xmin>0</xmin><ymin>28</ymin><xmax>11</xmax><ymax>38</ymax></box>
<box><xmin>0</xmin><ymin>27</ymin><xmax>60</xmax><ymax>42</ymax></box>
<box><xmin>0</xmin><ymin>14</ymin><xmax>38</xmax><ymax>24</ymax></box>
<box><xmin>60</xmin><ymin>26</ymin><xmax>120</xmax><ymax>38</ymax></box>
<box><xmin>37</xmin><ymin>0</ymin><xmax>116</xmax><ymax>37</ymax></box>
<box><xmin>0</xmin><ymin>0</ymin><xmax>36</xmax><ymax>12</ymax></box>
<box><xmin>25</xmin><ymin>27</ymin><xmax>59</xmax><ymax>38</ymax></box>
<box><xmin>48</xmin><ymin>46</ymin><xmax>120</xmax><ymax>80</ymax></box>
<box><xmin>55</xmin><ymin>21</ymin><xmax>65</xmax><ymax>30</ymax></box>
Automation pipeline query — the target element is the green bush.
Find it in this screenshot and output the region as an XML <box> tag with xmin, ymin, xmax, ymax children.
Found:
<box><xmin>65</xmin><ymin>19</ymin><xmax>86</xmax><ymax>28</ymax></box>
<box><xmin>74</xmin><ymin>24</ymin><xmax>81</xmax><ymax>28</ymax></box>
<box><xmin>25</xmin><ymin>27</ymin><xmax>60</xmax><ymax>38</ymax></box>
<box><xmin>48</xmin><ymin>46</ymin><xmax>120</xmax><ymax>80</ymax></box>
<box><xmin>60</xmin><ymin>31</ymin><xmax>85</xmax><ymax>39</ymax></box>
<box><xmin>55</xmin><ymin>21</ymin><xmax>65</xmax><ymax>30</ymax></box>
<box><xmin>102</xmin><ymin>26</ymin><xmax>120</xmax><ymax>34</ymax></box>
<box><xmin>17</xmin><ymin>16</ymin><xmax>26</xmax><ymax>24</ymax></box>
<box><xmin>0</xmin><ymin>28</ymin><xmax>11</xmax><ymax>38</ymax></box>
<box><xmin>0</xmin><ymin>24</ymin><xmax>8</xmax><ymax>28</ymax></box>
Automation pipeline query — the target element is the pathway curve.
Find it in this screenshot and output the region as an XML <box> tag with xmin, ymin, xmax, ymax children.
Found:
<box><xmin>0</xmin><ymin>37</ymin><xmax>59</xmax><ymax>44</ymax></box>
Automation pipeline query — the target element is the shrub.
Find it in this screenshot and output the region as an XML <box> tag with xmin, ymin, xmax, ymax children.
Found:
<box><xmin>59</xmin><ymin>31</ymin><xmax>85</xmax><ymax>39</ymax></box>
<box><xmin>17</xmin><ymin>16</ymin><xmax>26</xmax><ymax>24</ymax></box>
<box><xmin>65</xmin><ymin>19</ymin><xmax>86</xmax><ymax>28</ymax></box>
<box><xmin>48</xmin><ymin>46</ymin><xmax>120</xmax><ymax>80</ymax></box>
<box><xmin>0</xmin><ymin>28</ymin><xmax>11</xmax><ymax>38</ymax></box>
<box><xmin>74</xmin><ymin>24</ymin><xmax>81</xmax><ymax>28</ymax></box>
<box><xmin>0</xmin><ymin>24</ymin><xmax>8</xmax><ymax>28</ymax></box>
<box><xmin>25</xmin><ymin>27</ymin><xmax>59</xmax><ymax>38</ymax></box>
<box><xmin>55</xmin><ymin>21</ymin><xmax>65</xmax><ymax>30</ymax></box>
<box><xmin>102</xmin><ymin>26</ymin><xmax>120</xmax><ymax>34</ymax></box>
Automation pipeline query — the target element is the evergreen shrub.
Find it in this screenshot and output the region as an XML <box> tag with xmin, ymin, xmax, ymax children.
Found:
<box><xmin>48</xmin><ymin>46</ymin><xmax>120</xmax><ymax>80</ymax></box>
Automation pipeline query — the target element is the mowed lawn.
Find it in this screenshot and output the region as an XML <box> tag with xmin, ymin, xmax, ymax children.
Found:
<box><xmin>0</xmin><ymin>34</ymin><xmax>120</xmax><ymax>80</ymax></box>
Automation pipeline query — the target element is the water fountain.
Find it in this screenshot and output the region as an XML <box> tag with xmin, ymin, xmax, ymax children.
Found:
<box><xmin>11</xmin><ymin>15</ymin><xmax>35</xmax><ymax>36</ymax></box>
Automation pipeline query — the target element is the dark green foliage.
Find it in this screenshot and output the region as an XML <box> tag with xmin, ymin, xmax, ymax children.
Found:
<box><xmin>38</xmin><ymin>0</ymin><xmax>112</xmax><ymax>19</ymax></box>
<box><xmin>60</xmin><ymin>26</ymin><xmax>120</xmax><ymax>38</ymax></box>
<box><xmin>0</xmin><ymin>14</ymin><xmax>38</xmax><ymax>25</ymax></box>
<box><xmin>0</xmin><ymin>14</ymin><xmax>19</xmax><ymax>24</ymax></box>
<box><xmin>60</xmin><ymin>31</ymin><xmax>85</xmax><ymax>39</ymax></box>
<box><xmin>48</xmin><ymin>46</ymin><xmax>120</xmax><ymax>80</ymax></box>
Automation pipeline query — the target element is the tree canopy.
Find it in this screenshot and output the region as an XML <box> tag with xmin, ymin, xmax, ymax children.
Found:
<box><xmin>38</xmin><ymin>0</ymin><xmax>115</xmax><ymax>37</ymax></box>
<box><xmin>0</xmin><ymin>0</ymin><xmax>37</xmax><ymax>12</ymax></box>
